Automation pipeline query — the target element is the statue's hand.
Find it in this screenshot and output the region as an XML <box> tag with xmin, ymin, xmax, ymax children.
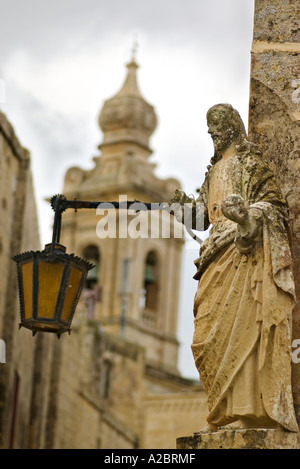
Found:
<box><xmin>221</xmin><ymin>194</ymin><xmax>248</xmax><ymax>225</ymax></box>
<box><xmin>222</xmin><ymin>194</ymin><xmax>262</xmax><ymax>253</ymax></box>
<box><xmin>168</xmin><ymin>189</ymin><xmax>194</xmax><ymax>206</ymax></box>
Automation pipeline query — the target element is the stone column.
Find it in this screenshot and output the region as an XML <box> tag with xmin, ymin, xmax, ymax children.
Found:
<box><xmin>248</xmin><ymin>0</ymin><xmax>300</xmax><ymax>420</ymax></box>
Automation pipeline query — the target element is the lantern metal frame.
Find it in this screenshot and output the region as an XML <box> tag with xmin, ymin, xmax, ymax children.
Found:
<box><xmin>13</xmin><ymin>243</ymin><xmax>94</xmax><ymax>336</ymax></box>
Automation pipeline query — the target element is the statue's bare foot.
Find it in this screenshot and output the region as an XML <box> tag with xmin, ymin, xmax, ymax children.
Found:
<box><xmin>223</xmin><ymin>420</ymin><xmax>245</xmax><ymax>430</ymax></box>
<box><xmin>197</xmin><ymin>423</ymin><xmax>219</xmax><ymax>433</ymax></box>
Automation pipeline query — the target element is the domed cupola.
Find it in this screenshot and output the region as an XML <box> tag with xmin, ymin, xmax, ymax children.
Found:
<box><xmin>98</xmin><ymin>57</ymin><xmax>158</xmax><ymax>152</ymax></box>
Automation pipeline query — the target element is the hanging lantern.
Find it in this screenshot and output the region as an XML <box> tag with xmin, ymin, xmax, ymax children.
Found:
<box><xmin>13</xmin><ymin>243</ymin><xmax>94</xmax><ymax>337</ymax></box>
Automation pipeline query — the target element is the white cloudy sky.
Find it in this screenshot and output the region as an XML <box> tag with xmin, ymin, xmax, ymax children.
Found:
<box><xmin>0</xmin><ymin>0</ymin><xmax>255</xmax><ymax>378</ymax></box>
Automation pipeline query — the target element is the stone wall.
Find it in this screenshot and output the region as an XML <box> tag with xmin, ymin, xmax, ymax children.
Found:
<box><xmin>142</xmin><ymin>393</ymin><xmax>208</xmax><ymax>449</ymax></box>
<box><xmin>38</xmin><ymin>318</ymin><xmax>208</xmax><ymax>449</ymax></box>
<box><xmin>43</xmin><ymin>321</ymin><xmax>144</xmax><ymax>449</ymax></box>
<box><xmin>248</xmin><ymin>0</ymin><xmax>300</xmax><ymax>416</ymax></box>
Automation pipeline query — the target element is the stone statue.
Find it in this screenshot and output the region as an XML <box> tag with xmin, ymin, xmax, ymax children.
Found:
<box><xmin>169</xmin><ymin>103</ymin><xmax>298</xmax><ymax>432</ymax></box>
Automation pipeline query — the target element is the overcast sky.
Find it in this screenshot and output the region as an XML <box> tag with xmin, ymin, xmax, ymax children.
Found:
<box><xmin>0</xmin><ymin>0</ymin><xmax>255</xmax><ymax>378</ymax></box>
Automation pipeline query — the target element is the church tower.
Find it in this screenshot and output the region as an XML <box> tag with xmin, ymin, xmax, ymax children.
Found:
<box><xmin>61</xmin><ymin>56</ymin><xmax>184</xmax><ymax>374</ymax></box>
<box><xmin>30</xmin><ymin>56</ymin><xmax>207</xmax><ymax>450</ymax></box>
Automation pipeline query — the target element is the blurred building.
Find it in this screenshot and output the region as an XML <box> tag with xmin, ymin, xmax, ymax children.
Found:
<box><xmin>45</xmin><ymin>56</ymin><xmax>208</xmax><ymax>449</ymax></box>
<box><xmin>0</xmin><ymin>110</ymin><xmax>46</xmax><ymax>448</ymax></box>
<box><xmin>0</xmin><ymin>57</ymin><xmax>208</xmax><ymax>449</ymax></box>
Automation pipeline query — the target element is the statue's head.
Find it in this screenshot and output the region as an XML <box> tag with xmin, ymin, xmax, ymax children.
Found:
<box><xmin>207</xmin><ymin>104</ymin><xmax>247</xmax><ymax>164</ymax></box>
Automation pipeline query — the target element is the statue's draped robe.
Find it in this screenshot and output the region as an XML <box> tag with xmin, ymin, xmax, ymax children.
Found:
<box><xmin>192</xmin><ymin>147</ymin><xmax>298</xmax><ymax>431</ymax></box>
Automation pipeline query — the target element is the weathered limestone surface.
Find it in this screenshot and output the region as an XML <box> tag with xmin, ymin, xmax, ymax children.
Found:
<box><xmin>0</xmin><ymin>110</ymin><xmax>42</xmax><ymax>448</ymax></box>
<box><xmin>177</xmin><ymin>429</ymin><xmax>300</xmax><ymax>450</ymax></box>
<box><xmin>248</xmin><ymin>0</ymin><xmax>300</xmax><ymax>417</ymax></box>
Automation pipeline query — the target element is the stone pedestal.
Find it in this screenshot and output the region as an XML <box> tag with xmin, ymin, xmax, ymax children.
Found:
<box><xmin>176</xmin><ymin>428</ymin><xmax>300</xmax><ymax>450</ymax></box>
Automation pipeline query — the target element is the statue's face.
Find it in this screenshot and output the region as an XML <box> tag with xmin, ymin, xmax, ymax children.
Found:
<box><xmin>207</xmin><ymin>107</ymin><xmax>235</xmax><ymax>153</ymax></box>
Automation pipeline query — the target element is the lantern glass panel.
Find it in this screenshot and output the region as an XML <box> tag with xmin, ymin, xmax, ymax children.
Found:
<box><xmin>61</xmin><ymin>266</ymin><xmax>83</xmax><ymax>322</ymax></box>
<box><xmin>21</xmin><ymin>261</ymin><xmax>33</xmax><ymax>320</ymax></box>
<box><xmin>37</xmin><ymin>261</ymin><xmax>64</xmax><ymax>318</ymax></box>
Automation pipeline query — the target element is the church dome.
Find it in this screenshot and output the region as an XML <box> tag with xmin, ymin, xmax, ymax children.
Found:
<box><xmin>98</xmin><ymin>58</ymin><xmax>158</xmax><ymax>150</ymax></box>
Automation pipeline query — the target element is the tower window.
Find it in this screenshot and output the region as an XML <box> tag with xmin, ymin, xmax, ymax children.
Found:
<box><xmin>82</xmin><ymin>245</ymin><xmax>100</xmax><ymax>289</ymax></box>
<box><xmin>141</xmin><ymin>251</ymin><xmax>159</xmax><ymax>311</ymax></box>
<box><xmin>81</xmin><ymin>245</ymin><xmax>102</xmax><ymax>319</ymax></box>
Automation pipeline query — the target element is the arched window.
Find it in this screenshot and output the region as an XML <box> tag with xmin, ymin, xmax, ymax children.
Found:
<box><xmin>81</xmin><ymin>245</ymin><xmax>102</xmax><ymax>319</ymax></box>
<box><xmin>82</xmin><ymin>245</ymin><xmax>100</xmax><ymax>289</ymax></box>
<box><xmin>141</xmin><ymin>251</ymin><xmax>159</xmax><ymax>311</ymax></box>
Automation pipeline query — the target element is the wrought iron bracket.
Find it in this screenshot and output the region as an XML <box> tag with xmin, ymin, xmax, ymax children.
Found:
<box><xmin>49</xmin><ymin>194</ymin><xmax>202</xmax><ymax>246</ymax></box>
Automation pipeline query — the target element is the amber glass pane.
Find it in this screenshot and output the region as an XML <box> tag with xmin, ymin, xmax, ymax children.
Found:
<box><xmin>37</xmin><ymin>261</ymin><xmax>64</xmax><ymax>318</ymax></box>
<box><xmin>21</xmin><ymin>262</ymin><xmax>33</xmax><ymax>319</ymax></box>
<box><xmin>61</xmin><ymin>267</ymin><xmax>83</xmax><ymax>321</ymax></box>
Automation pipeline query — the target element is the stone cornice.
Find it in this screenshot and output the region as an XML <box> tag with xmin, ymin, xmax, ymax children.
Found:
<box><xmin>0</xmin><ymin>110</ymin><xmax>30</xmax><ymax>163</ymax></box>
